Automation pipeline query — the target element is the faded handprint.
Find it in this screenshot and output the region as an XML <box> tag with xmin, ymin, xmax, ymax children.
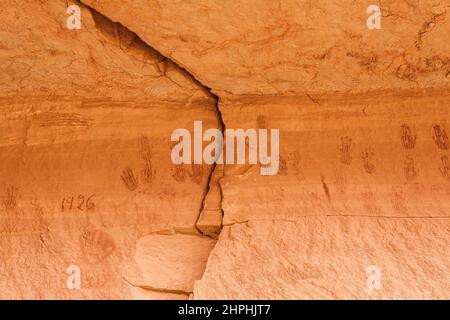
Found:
<box><xmin>439</xmin><ymin>155</ymin><xmax>450</xmax><ymax>181</ymax></box>
<box><xmin>3</xmin><ymin>186</ymin><xmax>18</xmax><ymax>210</ymax></box>
<box><xmin>188</xmin><ymin>164</ymin><xmax>204</xmax><ymax>184</ymax></box>
<box><xmin>278</xmin><ymin>155</ymin><xmax>288</xmax><ymax>175</ymax></box>
<box><xmin>140</xmin><ymin>136</ymin><xmax>155</xmax><ymax>184</ymax></box>
<box><xmin>121</xmin><ymin>167</ymin><xmax>139</xmax><ymax>191</ymax></box>
<box><xmin>171</xmin><ymin>165</ymin><xmax>186</xmax><ymax>182</ymax></box>
<box><xmin>432</xmin><ymin>124</ymin><xmax>449</xmax><ymax>150</ymax></box>
<box><xmin>401</xmin><ymin>124</ymin><xmax>416</xmax><ymax>149</ymax></box>
<box><xmin>404</xmin><ymin>156</ymin><xmax>418</xmax><ymax>181</ymax></box>
<box><xmin>339</xmin><ymin>136</ymin><xmax>354</xmax><ymax>165</ymax></box>
<box><xmin>361</xmin><ymin>148</ymin><xmax>376</xmax><ymax>174</ymax></box>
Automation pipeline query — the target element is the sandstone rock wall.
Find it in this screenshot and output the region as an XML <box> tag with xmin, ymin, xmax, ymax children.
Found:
<box><xmin>0</xmin><ymin>0</ymin><xmax>219</xmax><ymax>299</ymax></box>
<box><xmin>0</xmin><ymin>0</ymin><xmax>449</xmax><ymax>299</ymax></box>
<box><xmin>81</xmin><ymin>0</ymin><xmax>449</xmax><ymax>95</ymax></box>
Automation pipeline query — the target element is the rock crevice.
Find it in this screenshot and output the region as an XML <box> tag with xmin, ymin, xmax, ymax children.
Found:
<box><xmin>82</xmin><ymin>2</ymin><xmax>226</xmax><ymax>295</ymax></box>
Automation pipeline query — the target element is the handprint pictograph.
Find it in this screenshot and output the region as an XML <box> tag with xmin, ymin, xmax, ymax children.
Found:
<box><xmin>401</xmin><ymin>124</ymin><xmax>416</xmax><ymax>149</ymax></box>
<box><xmin>432</xmin><ymin>124</ymin><xmax>449</xmax><ymax>150</ymax></box>
<box><xmin>339</xmin><ymin>136</ymin><xmax>354</xmax><ymax>165</ymax></box>
<box><xmin>171</xmin><ymin>165</ymin><xmax>186</xmax><ymax>182</ymax></box>
<box><xmin>188</xmin><ymin>164</ymin><xmax>204</xmax><ymax>184</ymax></box>
<box><xmin>121</xmin><ymin>167</ymin><xmax>139</xmax><ymax>191</ymax></box>
<box><xmin>361</xmin><ymin>148</ymin><xmax>376</xmax><ymax>174</ymax></box>
<box><xmin>140</xmin><ymin>136</ymin><xmax>155</xmax><ymax>184</ymax></box>
<box><xmin>439</xmin><ymin>155</ymin><xmax>450</xmax><ymax>181</ymax></box>
<box><xmin>404</xmin><ymin>155</ymin><xmax>418</xmax><ymax>181</ymax></box>
<box><xmin>278</xmin><ymin>155</ymin><xmax>288</xmax><ymax>175</ymax></box>
<box><xmin>3</xmin><ymin>186</ymin><xmax>18</xmax><ymax>210</ymax></box>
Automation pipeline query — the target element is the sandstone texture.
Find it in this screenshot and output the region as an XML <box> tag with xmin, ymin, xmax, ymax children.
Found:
<box><xmin>195</xmin><ymin>217</ymin><xmax>449</xmax><ymax>299</ymax></box>
<box><xmin>0</xmin><ymin>0</ymin><xmax>219</xmax><ymax>299</ymax></box>
<box><xmin>81</xmin><ymin>0</ymin><xmax>449</xmax><ymax>95</ymax></box>
<box><xmin>1</xmin><ymin>0</ymin><xmax>449</xmax><ymax>299</ymax></box>
<box><xmin>219</xmin><ymin>92</ymin><xmax>450</xmax><ymax>224</ymax></box>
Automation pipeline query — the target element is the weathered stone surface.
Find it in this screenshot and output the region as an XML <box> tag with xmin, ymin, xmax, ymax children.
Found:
<box><xmin>81</xmin><ymin>0</ymin><xmax>449</xmax><ymax>95</ymax></box>
<box><xmin>194</xmin><ymin>217</ymin><xmax>450</xmax><ymax>299</ymax></box>
<box><xmin>1</xmin><ymin>0</ymin><xmax>449</xmax><ymax>300</ymax></box>
<box><xmin>0</xmin><ymin>0</ymin><xmax>219</xmax><ymax>299</ymax></box>
<box><xmin>219</xmin><ymin>92</ymin><xmax>450</xmax><ymax>224</ymax></box>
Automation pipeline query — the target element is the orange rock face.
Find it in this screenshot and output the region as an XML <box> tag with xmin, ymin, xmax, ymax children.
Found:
<box><xmin>0</xmin><ymin>0</ymin><xmax>219</xmax><ymax>299</ymax></box>
<box><xmin>0</xmin><ymin>0</ymin><xmax>449</xmax><ymax>299</ymax></box>
<box><xmin>195</xmin><ymin>217</ymin><xmax>449</xmax><ymax>299</ymax></box>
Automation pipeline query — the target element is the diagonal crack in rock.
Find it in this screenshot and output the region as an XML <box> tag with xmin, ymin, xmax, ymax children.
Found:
<box><xmin>80</xmin><ymin>1</ymin><xmax>225</xmax><ymax>296</ymax></box>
